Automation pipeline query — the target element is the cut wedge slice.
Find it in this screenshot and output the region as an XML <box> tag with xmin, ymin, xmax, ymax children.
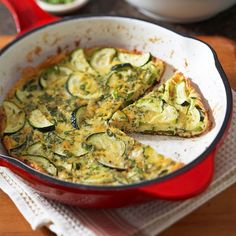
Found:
<box><xmin>110</xmin><ymin>72</ymin><xmax>210</xmax><ymax>137</ymax></box>
<box><xmin>82</xmin><ymin>123</ymin><xmax>183</xmax><ymax>179</ymax></box>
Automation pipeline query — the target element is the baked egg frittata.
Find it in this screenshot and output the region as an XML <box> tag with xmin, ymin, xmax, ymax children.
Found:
<box><xmin>0</xmin><ymin>47</ymin><xmax>209</xmax><ymax>185</ymax></box>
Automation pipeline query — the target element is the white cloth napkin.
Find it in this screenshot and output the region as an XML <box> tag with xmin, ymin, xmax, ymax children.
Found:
<box><xmin>0</xmin><ymin>90</ymin><xmax>235</xmax><ymax>236</ymax></box>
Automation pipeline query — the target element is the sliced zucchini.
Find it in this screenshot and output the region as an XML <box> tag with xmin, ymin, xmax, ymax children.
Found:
<box><xmin>106</xmin><ymin>67</ymin><xmax>143</xmax><ymax>102</ymax></box>
<box><xmin>54</xmin><ymin>141</ymin><xmax>89</xmax><ymax>157</ymax></box>
<box><xmin>55</xmin><ymin>122</ymin><xmax>74</xmax><ymax>140</ymax></box>
<box><xmin>106</xmin><ymin>69</ymin><xmax>133</xmax><ymax>90</ymax></box>
<box><xmin>39</xmin><ymin>66</ymin><xmax>70</xmax><ymax>89</ymax></box>
<box><xmin>150</xmin><ymin>104</ymin><xmax>178</xmax><ymax>124</ymax></box>
<box><xmin>3</xmin><ymin>135</ymin><xmax>27</xmax><ymax>150</ymax></box>
<box><xmin>110</xmin><ymin>63</ymin><xmax>133</xmax><ymax>72</ymax></box>
<box><xmin>66</xmin><ymin>73</ymin><xmax>102</xmax><ymax>99</ymax></box>
<box><xmin>90</xmin><ymin>48</ymin><xmax>117</xmax><ymax>75</ymax></box>
<box><xmin>9</xmin><ymin>140</ymin><xmax>27</xmax><ymax>156</ymax></box>
<box><xmin>59</xmin><ymin>66</ymin><xmax>73</xmax><ymax>75</ymax></box>
<box><xmin>109</xmin><ymin>110</ymin><xmax>128</xmax><ymax>123</ymax></box>
<box><xmin>96</xmin><ymin>151</ymin><xmax>127</xmax><ymax>170</ymax></box>
<box><xmin>87</xmin><ymin>132</ymin><xmax>127</xmax><ymax>170</ymax></box>
<box><xmin>87</xmin><ymin>131</ymin><xmax>126</xmax><ymax>157</ymax></box>
<box><xmin>70</xmin><ymin>48</ymin><xmax>96</xmax><ymax>75</ymax></box>
<box><xmin>39</xmin><ymin>66</ymin><xmax>59</xmax><ymax>89</ymax></box>
<box><xmin>27</xmin><ymin>142</ymin><xmax>46</xmax><ymax>156</ymax></box>
<box><xmin>82</xmin><ymin>172</ymin><xmax>115</xmax><ymax>185</ymax></box>
<box><xmin>159</xmin><ymin>82</ymin><xmax>171</xmax><ymax>103</ymax></box>
<box><xmin>3</xmin><ymin>101</ymin><xmax>26</xmax><ymax>134</ymax></box>
<box><xmin>29</xmin><ymin>109</ymin><xmax>55</xmax><ymax>132</ymax></box>
<box><xmin>142</xmin><ymin>60</ymin><xmax>164</xmax><ymax>84</ymax></box>
<box><xmin>53</xmin><ymin>154</ymin><xmax>73</xmax><ymax>172</ymax></box>
<box><xmin>136</xmin><ymin>96</ymin><xmax>164</xmax><ymax>113</ymax></box>
<box><xmin>185</xmin><ymin>106</ymin><xmax>203</xmax><ymax>131</ymax></box>
<box><xmin>39</xmin><ymin>76</ymin><xmax>47</xmax><ymax>89</ymax></box>
<box><xmin>15</xmin><ymin>89</ymin><xmax>29</xmax><ymax>103</ymax></box>
<box><xmin>53</xmin><ymin>144</ymin><xmax>68</xmax><ymax>157</ymax></box>
<box><xmin>71</xmin><ymin>105</ymin><xmax>87</xmax><ymax>129</ymax></box>
<box><xmin>22</xmin><ymin>79</ymin><xmax>39</xmax><ymax>92</ymax></box>
<box><xmin>175</xmin><ymin>81</ymin><xmax>188</xmax><ymax>105</ymax></box>
<box><xmin>118</xmin><ymin>51</ymin><xmax>150</xmax><ymax>67</ymax></box>
<box><xmin>20</xmin><ymin>155</ymin><xmax>57</xmax><ymax>176</ymax></box>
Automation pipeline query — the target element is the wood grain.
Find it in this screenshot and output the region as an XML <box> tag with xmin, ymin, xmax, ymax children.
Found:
<box><xmin>196</xmin><ymin>35</ymin><xmax>236</xmax><ymax>91</ymax></box>
<box><xmin>0</xmin><ymin>35</ymin><xmax>235</xmax><ymax>236</ymax></box>
<box><xmin>0</xmin><ymin>35</ymin><xmax>13</xmax><ymax>49</ymax></box>
<box><xmin>0</xmin><ymin>190</ymin><xmax>55</xmax><ymax>236</ymax></box>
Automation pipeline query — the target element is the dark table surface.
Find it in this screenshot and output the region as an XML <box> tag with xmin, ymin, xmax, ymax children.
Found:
<box><xmin>0</xmin><ymin>0</ymin><xmax>236</xmax><ymax>40</ymax></box>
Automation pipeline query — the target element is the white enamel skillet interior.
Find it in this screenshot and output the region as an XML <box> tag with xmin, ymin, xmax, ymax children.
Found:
<box><xmin>0</xmin><ymin>16</ymin><xmax>232</xmax><ymax>189</ymax></box>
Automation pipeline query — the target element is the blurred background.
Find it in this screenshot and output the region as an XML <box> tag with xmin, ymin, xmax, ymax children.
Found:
<box><xmin>0</xmin><ymin>0</ymin><xmax>236</xmax><ymax>40</ymax></box>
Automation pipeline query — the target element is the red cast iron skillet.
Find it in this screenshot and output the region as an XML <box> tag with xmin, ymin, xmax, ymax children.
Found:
<box><xmin>0</xmin><ymin>0</ymin><xmax>233</xmax><ymax>208</ymax></box>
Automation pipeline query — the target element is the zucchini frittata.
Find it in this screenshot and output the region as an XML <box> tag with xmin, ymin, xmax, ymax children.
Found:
<box><xmin>0</xmin><ymin>47</ymin><xmax>209</xmax><ymax>185</ymax></box>
<box><xmin>110</xmin><ymin>72</ymin><xmax>210</xmax><ymax>137</ymax></box>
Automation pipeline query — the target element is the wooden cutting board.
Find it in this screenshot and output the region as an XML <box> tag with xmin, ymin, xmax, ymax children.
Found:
<box><xmin>0</xmin><ymin>35</ymin><xmax>235</xmax><ymax>236</ymax></box>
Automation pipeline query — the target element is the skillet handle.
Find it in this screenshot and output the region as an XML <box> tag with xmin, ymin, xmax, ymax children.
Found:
<box><xmin>138</xmin><ymin>152</ymin><xmax>215</xmax><ymax>200</ymax></box>
<box><xmin>1</xmin><ymin>0</ymin><xmax>59</xmax><ymax>35</ymax></box>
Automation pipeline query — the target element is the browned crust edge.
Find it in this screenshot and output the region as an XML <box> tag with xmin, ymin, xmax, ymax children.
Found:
<box><xmin>114</xmin><ymin>72</ymin><xmax>212</xmax><ymax>138</ymax></box>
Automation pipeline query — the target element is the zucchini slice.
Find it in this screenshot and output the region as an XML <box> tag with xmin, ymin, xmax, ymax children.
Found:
<box><xmin>3</xmin><ymin>101</ymin><xmax>26</xmax><ymax>134</ymax></box>
<box><xmin>185</xmin><ymin>106</ymin><xmax>204</xmax><ymax>131</ymax></box>
<box><xmin>149</xmin><ymin>104</ymin><xmax>179</xmax><ymax>124</ymax></box>
<box><xmin>136</xmin><ymin>95</ymin><xmax>164</xmax><ymax>111</ymax></box>
<box><xmin>175</xmin><ymin>81</ymin><xmax>188</xmax><ymax>105</ymax></box>
<box><xmin>66</xmin><ymin>73</ymin><xmax>102</xmax><ymax>99</ymax></box>
<box><xmin>70</xmin><ymin>48</ymin><xmax>96</xmax><ymax>75</ymax></box>
<box><xmin>118</xmin><ymin>51</ymin><xmax>150</xmax><ymax>67</ymax></box>
<box><xmin>82</xmin><ymin>172</ymin><xmax>115</xmax><ymax>185</ymax></box>
<box><xmin>29</xmin><ymin>109</ymin><xmax>55</xmax><ymax>132</ymax></box>
<box><xmin>87</xmin><ymin>131</ymin><xmax>127</xmax><ymax>170</ymax></box>
<box><xmin>59</xmin><ymin>66</ymin><xmax>73</xmax><ymax>75</ymax></box>
<box><xmin>39</xmin><ymin>66</ymin><xmax>59</xmax><ymax>89</ymax></box>
<box><xmin>27</xmin><ymin>142</ymin><xmax>46</xmax><ymax>156</ymax></box>
<box><xmin>142</xmin><ymin>60</ymin><xmax>164</xmax><ymax>84</ymax></box>
<box><xmin>95</xmin><ymin>151</ymin><xmax>127</xmax><ymax>170</ymax></box>
<box><xmin>39</xmin><ymin>76</ymin><xmax>47</xmax><ymax>89</ymax></box>
<box><xmin>20</xmin><ymin>155</ymin><xmax>57</xmax><ymax>176</ymax></box>
<box><xmin>53</xmin><ymin>141</ymin><xmax>89</xmax><ymax>157</ymax></box>
<box><xmin>110</xmin><ymin>110</ymin><xmax>128</xmax><ymax>122</ymax></box>
<box><xmin>71</xmin><ymin>105</ymin><xmax>87</xmax><ymax>129</ymax></box>
<box><xmin>53</xmin><ymin>154</ymin><xmax>73</xmax><ymax>172</ymax></box>
<box><xmin>110</xmin><ymin>63</ymin><xmax>133</xmax><ymax>72</ymax></box>
<box><xmin>3</xmin><ymin>135</ymin><xmax>27</xmax><ymax>150</ymax></box>
<box><xmin>39</xmin><ymin>66</ymin><xmax>71</xmax><ymax>89</ymax></box>
<box><xmin>15</xmin><ymin>89</ymin><xmax>29</xmax><ymax>103</ymax></box>
<box><xmin>90</xmin><ymin>48</ymin><xmax>117</xmax><ymax>75</ymax></box>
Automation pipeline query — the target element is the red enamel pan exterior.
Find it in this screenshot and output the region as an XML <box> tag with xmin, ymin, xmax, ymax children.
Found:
<box><xmin>0</xmin><ymin>0</ymin><xmax>233</xmax><ymax>208</ymax></box>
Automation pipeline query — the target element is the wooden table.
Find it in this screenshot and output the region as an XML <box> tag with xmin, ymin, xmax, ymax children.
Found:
<box><xmin>0</xmin><ymin>35</ymin><xmax>235</xmax><ymax>236</ymax></box>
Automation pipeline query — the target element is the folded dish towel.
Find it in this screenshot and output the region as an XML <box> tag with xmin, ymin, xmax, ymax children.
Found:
<box><xmin>0</xmin><ymin>90</ymin><xmax>235</xmax><ymax>236</ymax></box>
